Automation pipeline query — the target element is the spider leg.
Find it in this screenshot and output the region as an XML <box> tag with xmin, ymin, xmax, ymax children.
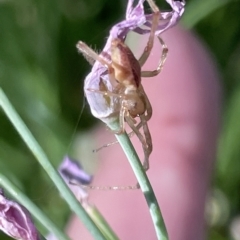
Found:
<box><xmin>93</xmin><ymin>129</ymin><xmax>136</xmax><ymax>152</ymax></box>
<box><xmin>125</xmin><ymin>114</ymin><xmax>151</xmax><ymax>171</ymax></box>
<box><xmin>139</xmin><ymin>114</ymin><xmax>152</xmax><ymax>171</ymax></box>
<box><xmin>77</xmin><ymin>41</ymin><xmax>110</xmax><ymax>68</ymax></box>
<box><xmin>141</xmin><ymin>37</ymin><xmax>168</xmax><ymax>78</ymax></box>
<box><xmin>70</xmin><ymin>179</ymin><xmax>139</xmax><ymax>191</ymax></box>
<box><xmin>76</xmin><ymin>41</ymin><xmax>116</xmax><ymax>85</ymax></box>
<box><xmin>139</xmin><ymin>84</ymin><xmax>152</xmax><ymax>121</ymax></box>
<box><xmin>87</xmin><ymin>88</ymin><xmax>122</xmax><ymax>98</ymax></box>
<box><xmin>111</xmin><ymin>103</ymin><xmax>127</xmax><ymax>135</ymax></box>
<box><xmin>93</xmin><ymin>139</ymin><xmax>120</xmax><ymax>152</ymax></box>
<box><xmin>138</xmin><ymin>0</ymin><xmax>160</xmax><ymax>67</ymax></box>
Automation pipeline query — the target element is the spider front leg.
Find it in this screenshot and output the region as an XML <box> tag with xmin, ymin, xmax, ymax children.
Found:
<box><xmin>76</xmin><ymin>41</ymin><xmax>117</xmax><ymax>86</ymax></box>
<box><xmin>77</xmin><ymin>41</ymin><xmax>110</xmax><ymax>67</ymax></box>
<box><xmin>138</xmin><ymin>0</ymin><xmax>160</xmax><ymax>67</ymax></box>
<box><xmin>141</xmin><ymin>37</ymin><xmax>168</xmax><ymax>78</ymax></box>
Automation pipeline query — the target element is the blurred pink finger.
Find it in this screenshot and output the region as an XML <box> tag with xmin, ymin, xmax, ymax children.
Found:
<box><xmin>67</xmin><ymin>26</ymin><xmax>221</xmax><ymax>240</ymax></box>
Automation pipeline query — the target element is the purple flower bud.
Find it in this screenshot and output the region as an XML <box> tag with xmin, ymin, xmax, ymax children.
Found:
<box><xmin>58</xmin><ymin>156</ymin><xmax>92</xmax><ymax>200</ymax></box>
<box><xmin>82</xmin><ymin>0</ymin><xmax>185</xmax><ymax>124</ymax></box>
<box><xmin>0</xmin><ymin>189</ymin><xmax>40</xmax><ymax>240</ymax></box>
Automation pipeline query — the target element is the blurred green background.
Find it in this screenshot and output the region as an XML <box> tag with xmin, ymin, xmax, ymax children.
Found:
<box><xmin>0</xmin><ymin>0</ymin><xmax>240</xmax><ymax>239</ymax></box>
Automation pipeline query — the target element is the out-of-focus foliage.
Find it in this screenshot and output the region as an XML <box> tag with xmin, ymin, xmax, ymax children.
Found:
<box><xmin>0</xmin><ymin>0</ymin><xmax>240</xmax><ymax>239</ymax></box>
<box><xmin>0</xmin><ymin>0</ymin><xmax>124</xmax><ymax>238</ymax></box>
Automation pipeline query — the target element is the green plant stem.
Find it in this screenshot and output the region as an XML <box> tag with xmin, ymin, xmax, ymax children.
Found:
<box><xmin>86</xmin><ymin>205</ymin><xmax>119</xmax><ymax>240</ymax></box>
<box><xmin>108</xmin><ymin>121</ymin><xmax>168</xmax><ymax>240</ymax></box>
<box><xmin>0</xmin><ymin>173</ymin><xmax>69</xmax><ymax>240</ymax></box>
<box><xmin>0</xmin><ymin>88</ymin><xmax>107</xmax><ymax>240</ymax></box>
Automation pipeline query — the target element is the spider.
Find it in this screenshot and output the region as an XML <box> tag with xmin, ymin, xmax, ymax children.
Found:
<box><xmin>77</xmin><ymin>0</ymin><xmax>168</xmax><ymax>171</ymax></box>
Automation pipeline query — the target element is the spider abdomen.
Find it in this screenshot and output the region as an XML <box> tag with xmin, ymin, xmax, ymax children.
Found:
<box><xmin>111</xmin><ymin>38</ymin><xmax>141</xmax><ymax>87</ymax></box>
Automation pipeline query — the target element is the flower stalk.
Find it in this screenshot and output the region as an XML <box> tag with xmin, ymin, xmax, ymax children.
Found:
<box><xmin>0</xmin><ymin>88</ymin><xmax>106</xmax><ymax>240</ymax></box>
<box><xmin>109</xmin><ymin>121</ymin><xmax>168</xmax><ymax>240</ymax></box>
<box><xmin>59</xmin><ymin>156</ymin><xmax>119</xmax><ymax>240</ymax></box>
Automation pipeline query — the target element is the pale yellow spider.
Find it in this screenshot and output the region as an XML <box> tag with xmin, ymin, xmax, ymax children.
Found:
<box><xmin>77</xmin><ymin>0</ymin><xmax>168</xmax><ymax>171</ymax></box>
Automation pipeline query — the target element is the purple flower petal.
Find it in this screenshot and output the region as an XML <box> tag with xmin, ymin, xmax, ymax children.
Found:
<box><xmin>145</xmin><ymin>0</ymin><xmax>185</xmax><ymax>35</ymax></box>
<box><xmin>58</xmin><ymin>156</ymin><xmax>92</xmax><ymax>200</ymax></box>
<box><xmin>59</xmin><ymin>156</ymin><xmax>92</xmax><ymax>185</ymax></box>
<box><xmin>0</xmin><ymin>189</ymin><xmax>40</xmax><ymax>240</ymax></box>
<box><xmin>82</xmin><ymin>0</ymin><xmax>185</xmax><ymax>124</ymax></box>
